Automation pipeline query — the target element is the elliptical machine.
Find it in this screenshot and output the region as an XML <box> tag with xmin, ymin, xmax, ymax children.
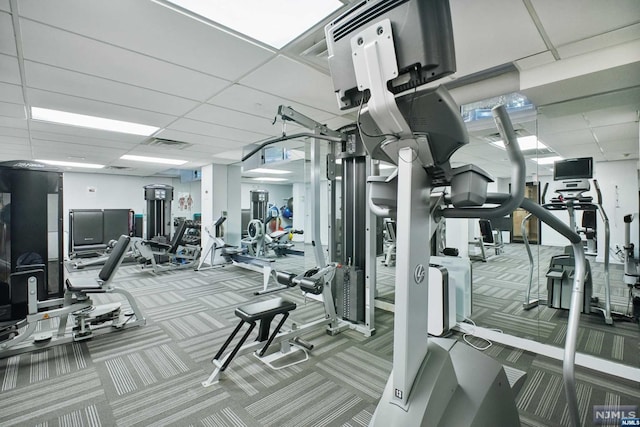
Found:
<box><xmin>542</xmin><ymin>170</ymin><xmax>613</xmax><ymax>324</ymax></box>
<box><xmin>325</xmin><ymin>1</ymin><xmax>587</xmax><ymax>426</ymax></box>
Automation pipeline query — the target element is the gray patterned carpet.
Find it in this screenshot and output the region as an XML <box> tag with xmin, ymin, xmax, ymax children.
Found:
<box><xmin>0</xmin><ymin>245</ymin><xmax>638</xmax><ymax>427</ymax></box>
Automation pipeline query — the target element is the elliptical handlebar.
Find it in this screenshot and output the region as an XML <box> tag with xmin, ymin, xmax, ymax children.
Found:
<box><xmin>441</xmin><ymin>105</ymin><xmax>526</xmax><ymax>219</ymax></box>
<box><xmin>593</xmin><ymin>179</ymin><xmax>603</xmax><ymax>206</ymax></box>
<box><xmin>541</xmin><ymin>182</ymin><xmax>549</xmax><ymax>204</ymax></box>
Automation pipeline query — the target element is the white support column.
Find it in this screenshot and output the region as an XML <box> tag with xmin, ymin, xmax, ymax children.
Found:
<box><xmin>391</xmin><ymin>146</ymin><xmax>431</xmax><ymax>409</ymax></box>
<box><xmin>310</xmin><ymin>138</ymin><xmax>326</xmax><ymax>267</ymax></box>
<box><xmin>226</xmin><ymin>165</ymin><xmax>242</xmax><ymax>247</ymax></box>
<box><xmin>201</xmin><ymin>164</ymin><xmax>235</xmax><ymax>249</ymax></box>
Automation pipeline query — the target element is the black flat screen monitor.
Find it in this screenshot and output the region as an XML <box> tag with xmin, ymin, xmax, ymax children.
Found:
<box><xmin>554</xmin><ymin>157</ymin><xmax>593</xmax><ymax>181</ymax></box>
<box><xmin>325</xmin><ymin>0</ymin><xmax>456</xmax><ymax>110</ymax></box>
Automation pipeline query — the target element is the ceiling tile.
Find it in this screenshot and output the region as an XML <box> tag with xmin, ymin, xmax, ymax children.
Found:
<box><xmin>211</xmin><ymin>149</ymin><xmax>244</xmax><ymax>162</ymax></box>
<box><xmin>185</xmin><ymin>104</ymin><xmax>279</xmax><ymax>135</ymax></box>
<box><xmin>450</xmin><ymin>0</ymin><xmax>546</xmax><ymax>77</ymax></box>
<box><xmin>557</xmin><ymin>23</ymin><xmax>640</xmax><ymax>59</ymax></box>
<box><xmin>0</xmin><ymin>12</ymin><xmax>16</xmax><ymax>56</ymax></box>
<box><xmin>29</xmin><ymin>130</ymin><xmax>137</xmax><ymax>150</ymax></box>
<box><xmin>0</xmin><ymin>0</ymin><xmax>9</xmax><ymax>12</ymax></box>
<box><xmin>537</xmin><ymin>114</ymin><xmax>589</xmax><ymax>134</ymax></box>
<box><xmin>17</xmin><ymin>0</ymin><xmax>274</xmax><ymax>81</ymax></box>
<box><xmin>593</xmin><ymin>122</ymin><xmax>638</xmax><ymax>143</ymax></box>
<box><xmin>27</xmin><ymin>88</ymin><xmax>176</xmax><ymax>128</ymax></box>
<box><xmin>19</xmin><ymin>19</ymin><xmax>230</xmax><ymax>101</ymax></box>
<box><xmin>28</xmin><ymin>120</ymin><xmax>147</xmax><ymax>143</ymax></box>
<box><xmin>0</xmin><ymin>54</ymin><xmax>20</xmax><ymax>85</ymax></box>
<box><xmin>24</xmin><ymin>61</ymin><xmax>199</xmax><ymax>117</ymax></box>
<box><xmin>0</xmin><ymin>135</ymin><xmax>28</xmax><ymax>146</ymax></box>
<box><xmin>0</xmin><ymin>101</ymin><xmax>25</xmax><ymax>119</ymax></box>
<box><xmin>531</xmin><ymin>0</ymin><xmax>640</xmax><ymax>46</ymax></box>
<box><xmin>584</xmin><ymin>106</ymin><xmax>640</xmax><ymax>127</ymax></box>
<box><xmin>0</xmin><ymin>122</ymin><xmax>27</xmax><ymax>136</ymax></box>
<box><xmin>323</xmin><ymin>115</ymin><xmax>354</xmax><ymax>131</ymax></box>
<box><xmin>0</xmin><ymin>81</ymin><xmax>23</xmax><ymax>104</ymax></box>
<box><xmin>155</xmin><ymin>128</ymin><xmax>248</xmax><ymax>150</ymax></box>
<box><xmin>239</xmin><ymin>55</ymin><xmax>340</xmax><ymax>115</ymax></box>
<box><xmin>168</xmin><ymin>118</ymin><xmax>271</xmax><ymax>143</ymax></box>
<box><xmin>0</xmin><ymin>117</ymin><xmax>27</xmax><ymax>129</ymax></box>
<box><xmin>554</xmin><ymin>142</ymin><xmax>603</xmax><ymax>159</ymax></box>
<box><xmin>31</xmin><ymin>138</ymin><xmax>129</xmax><ymax>160</ymax></box>
<box><xmin>598</xmin><ymin>137</ymin><xmax>638</xmax><ymax>153</ymax></box>
<box><xmin>543</xmin><ymin>128</ymin><xmax>596</xmax><ymax>148</ymax></box>
<box><xmin>210</xmin><ymin>84</ymin><xmax>334</xmax><ymax>122</ymax></box>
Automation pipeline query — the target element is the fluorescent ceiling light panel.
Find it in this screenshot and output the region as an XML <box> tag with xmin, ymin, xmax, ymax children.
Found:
<box><xmin>36</xmin><ymin>159</ymin><xmax>104</xmax><ymax>169</ymax></box>
<box><xmin>246</xmin><ymin>168</ymin><xmax>292</xmax><ymax>175</ymax></box>
<box><xmin>165</xmin><ymin>0</ymin><xmax>342</xmax><ymax>48</ymax></box>
<box><xmin>491</xmin><ymin>135</ymin><xmax>547</xmax><ymax>151</ymax></box>
<box><xmin>252</xmin><ymin>177</ymin><xmax>288</xmax><ymax>182</ymax></box>
<box><xmin>121</xmin><ymin>154</ymin><xmax>188</xmax><ymax>165</ymax></box>
<box><xmin>31</xmin><ymin>107</ymin><xmax>159</xmax><ymax>136</ymax></box>
<box><xmin>533</xmin><ymin>156</ymin><xmax>563</xmax><ymax>165</ymax></box>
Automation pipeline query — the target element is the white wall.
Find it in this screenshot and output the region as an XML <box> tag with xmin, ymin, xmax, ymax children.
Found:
<box><xmin>63</xmin><ymin>172</ymin><xmax>200</xmax><ymax>257</ymax></box>
<box><xmin>173</xmin><ymin>179</ymin><xmax>201</xmax><ymax>219</ymax></box>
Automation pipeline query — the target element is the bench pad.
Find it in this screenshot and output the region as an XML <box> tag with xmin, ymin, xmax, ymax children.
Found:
<box><xmin>66</xmin><ymin>277</ymin><xmax>103</xmax><ymax>291</ymax></box>
<box><xmin>235</xmin><ymin>297</ymin><xmax>296</xmax><ymax>323</ymax></box>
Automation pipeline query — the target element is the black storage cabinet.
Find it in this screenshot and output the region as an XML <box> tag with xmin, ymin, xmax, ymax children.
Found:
<box><xmin>0</xmin><ymin>160</ymin><xmax>64</xmax><ymax>299</ymax></box>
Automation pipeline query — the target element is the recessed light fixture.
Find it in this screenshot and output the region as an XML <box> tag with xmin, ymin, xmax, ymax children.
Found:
<box><xmin>35</xmin><ymin>159</ymin><xmax>105</xmax><ymax>169</ymax></box>
<box><xmin>121</xmin><ymin>154</ymin><xmax>188</xmax><ymax>165</ymax></box>
<box><xmin>533</xmin><ymin>156</ymin><xmax>563</xmax><ymax>165</ymax></box>
<box><xmin>245</xmin><ymin>168</ymin><xmax>292</xmax><ymax>175</ymax></box>
<box><xmin>491</xmin><ymin>135</ymin><xmax>547</xmax><ymax>151</ymax></box>
<box><xmin>163</xmin><ymin>0</ymin><xmax>343</xmax><ymax>49</ymax></box>
<box><xmin>252</xmin><ymin>177</ymin><xmax>288</xmax><ymax>182</ymax></box>
<box><xmin>31</xmin><ymin>107</ymin><xmax>159</xmax><ymax>136</ymax></box>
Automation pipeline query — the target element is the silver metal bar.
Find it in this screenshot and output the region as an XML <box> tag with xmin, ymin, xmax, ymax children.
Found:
<box><xmin>277</xmin><ymin>106</ymin><xmax>342</xmax><ymax>139</ymax></box>
<box><xmin>441</xmin><ymin>105</ymin><xmax>525</xmax><ymax>219</ymax></box>
<box><xmin>593</xmin><ymin>179</ymin><xmax>612</xmax><ymax>323</ymax></box>
<box><xmin>564</xmin><ymin>240</ymin><xmax>586</xmax><ymax>427</ymax></box>
<box><xmin>241</xmin><ymin>133</ymin><xmax>343</xmax><ymax>162</ymax></box>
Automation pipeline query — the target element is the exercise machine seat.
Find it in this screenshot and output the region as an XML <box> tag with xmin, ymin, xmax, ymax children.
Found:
<box><xmin>235</xmin><ymin>298</ymin><xmax>297</xmax><ymax>323</ymax></box>
<box><xmin>479</xmin><ymin>219</ymin><xmax>494</xmax><ymax>244</ymax></box>
<box><xmin>66</xmin><ymin>235</ymin><xmax>130</xmax><ymax>291</ymax></box>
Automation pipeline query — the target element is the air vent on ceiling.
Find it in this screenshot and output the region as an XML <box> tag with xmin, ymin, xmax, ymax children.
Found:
<box><xmin>143</xmin><ymin>138</ymin><xmax>192</xmax><ymax>150</ymax></box>
<box><xmin>105</xmin><ymin>166</ymin><xmax>132</xmax><ymax>171</ymax></box>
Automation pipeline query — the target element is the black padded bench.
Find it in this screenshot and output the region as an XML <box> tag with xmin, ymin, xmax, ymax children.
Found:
<box><xmin>213</xmin><ymin>297</ymin><xmax>296</xmax><ymax>372</ymax></box>
<box><xmin>66</xmin><ymin>235</ymin><xmax>130</xmax><ymax>292</ymax></box>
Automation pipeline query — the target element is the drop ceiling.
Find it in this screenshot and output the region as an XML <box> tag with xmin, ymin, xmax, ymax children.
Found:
<box><xmin>0</xmin><ymin>0</ymin><xmax>638</xmax><ymax>179</ymax></box>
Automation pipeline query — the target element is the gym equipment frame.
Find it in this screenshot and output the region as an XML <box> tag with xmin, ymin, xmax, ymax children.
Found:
<box><xmin>0</xmin><ymin>235</ymin><xmax>145</xmax><ymax>358</ymax></box>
